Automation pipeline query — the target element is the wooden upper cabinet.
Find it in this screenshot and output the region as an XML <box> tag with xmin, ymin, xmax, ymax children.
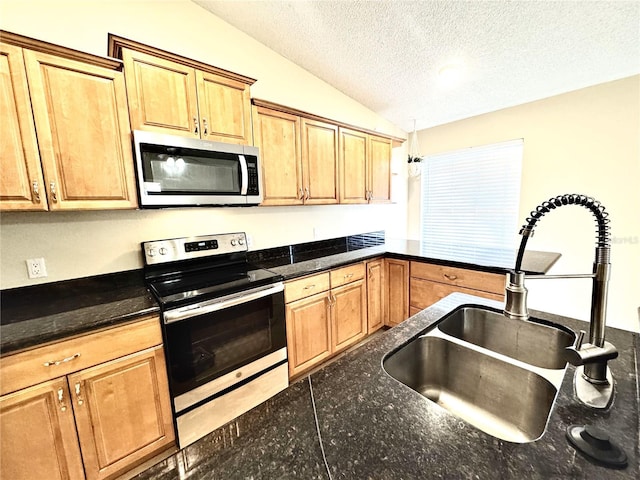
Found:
<box><xmin>0</xmin><ymin>378</ymin><xmax>85</xmax><ymax>480</ymax></box>
<box><xmin>339</xmin><ymin>127</ymin><xmax>368</xmax><ymax>204</ymax></box>
<box><xmin>110</xmin><ymin>36</ymin><xmax>255</xmax><ymax>145</ymax></box>
<box><xmin>339</xmin><ymin>129</ymin><xmax>393</xmax><ymax>205</ymax></box>
<box><xmin>301</xmin><ymin>118</ymin><xmax>339</xmax><ymax>204</ymax></box>
<box><xmin>253</xmin><ymin>99</ymin><xmax>401</xmax><ymax>206</ymax></box>
<box><xmin>196</xmin><ymin>71</ymin><xmax>251</xmax><ymax>144</ymax></box>
<box><xmin>23</xmin><ymin>50</ymin><xmax>137</xmax><ymax>210</ymax></box>
<box><xmin>121</xmin><ymin>49</ymin><xmax>199</xmax><ymax>137</ymax></box>
<box><xmin>253</xmin><ymin>106</ymin><xmax>303</xmax><ymax>205</ymax></box>
<box><xmin>369</xmin><ymin>135</ymin><xmax>392</xmax><ymax>203</ymax></box>
<box><xmin>0</xmin><ymin>42</ymin><xmax>47</xmax><ymax>211</ymax></box>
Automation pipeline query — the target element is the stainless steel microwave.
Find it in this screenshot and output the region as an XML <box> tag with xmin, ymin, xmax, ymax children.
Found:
<box><xmin>132</xmin><ymin>131</ymin><xmax>262</xmax><ymax>207</ymax></box>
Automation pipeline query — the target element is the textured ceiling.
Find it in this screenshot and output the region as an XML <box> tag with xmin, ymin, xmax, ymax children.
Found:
<box><xmin>194</xmin><ymin>0</ymin><xmax>640</xmax><ymax>132</ymax></box>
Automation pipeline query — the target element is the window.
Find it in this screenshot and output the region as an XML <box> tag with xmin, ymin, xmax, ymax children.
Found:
<box><xmin>420</xmin><ymin>139</ymin><xmax>523</xmax><ymax>266</ymax></box>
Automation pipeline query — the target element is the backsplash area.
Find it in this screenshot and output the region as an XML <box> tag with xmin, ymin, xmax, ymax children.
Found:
<box><xmin>0</xmin><ymin>207</ymin><xmax>402</xmax><ymax>290</ymax></box>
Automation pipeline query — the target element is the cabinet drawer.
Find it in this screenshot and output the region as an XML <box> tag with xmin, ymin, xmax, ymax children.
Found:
<box><xmin>330</xmin><ymin>262</ymin><xmax>365</xmax><ymax>288</ymax></box>
<box><xmin>410</xmin><ymin>262</ymin><xmax>505</xmax><ymax>295</ymax></box>
<box><xmin>285</xmin><ymin>273</ymin><xmax>330</xmax><ymax>303</ymax></box>
<box><xmin>0</xmin><ymin>316</ymin><xmax>162</xmax><ymax>396</ymax></box>
<box><xmin>410</xmin><ymin>278</ymin><xmax>504</xmax><ymax>310</ymax></box>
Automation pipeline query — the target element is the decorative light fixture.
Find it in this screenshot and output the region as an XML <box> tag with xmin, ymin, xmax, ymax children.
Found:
<box><xmin>407</xmin><ymin>119</ymin><xmax>422</xmax><ymax>178</ymax></box>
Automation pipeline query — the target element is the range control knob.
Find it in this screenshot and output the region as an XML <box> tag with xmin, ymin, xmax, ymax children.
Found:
<box><xmin>231</xmin><ymin>239</ymin><xmax>237</xmax><ymax>246</ymax></box>
<box><xmin>159</xmin><ymin>247</ymin><xmax>168</xmax><ymax>255</ymax></box>
<box><xmin>238</xmin><ymin>238</ymin><xmax>245</xmax><ymax>246</ymax></box>
<box><xmin>147</xmin><ymin>248</ymin><xmax>157</xmax><ymax>257</ymax></box>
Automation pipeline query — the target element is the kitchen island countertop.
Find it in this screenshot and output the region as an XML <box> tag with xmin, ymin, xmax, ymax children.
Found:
<box><xmin>133</xmin><ymin>293</ymin><xmax>639</xmax><ymax>480</ymax></box>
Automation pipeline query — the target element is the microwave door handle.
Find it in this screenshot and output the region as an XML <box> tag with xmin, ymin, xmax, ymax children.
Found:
<box><xmin>239</xmin><ymin>155</ymin><xmax>248</xmax><ymax>195</ymax></box>
<box><xmin>163</xmin><ymin>282</ymin><xmax>284</xmax><ymax>324</ymax></box>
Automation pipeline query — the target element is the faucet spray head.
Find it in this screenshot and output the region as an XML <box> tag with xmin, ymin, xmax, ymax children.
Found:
<box><xmin>504</xmin><ymin>270</ymin><xmax>530</xmax><ymax>320</ymax></box>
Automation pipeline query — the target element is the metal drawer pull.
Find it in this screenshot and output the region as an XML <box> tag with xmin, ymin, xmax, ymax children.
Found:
<box><xmin>443</xmin><ymin>274</ymin><xmax>458</xmax><ymax>281</ymax></box>
<box><xmin>193</xmin><ymin>116</ymin><xmax>199</xmax><ymax>135</ymax></box>
<box><xmin>43</xmin><ymin>353</ymin><xmax>80</xmax><ymax>367</ymax></box>
<box><xmin>303</xmin><ymin>284</ymin><xmax>316</xmax><ymax>290</ymax></box>
<box><xmin>299</xmin><ymin>187</ymin><xmax>304</xmax><ymax>200</ymax></box>
<box><xmin>75</xmin><ymin>382</ymin><xmax>84</xmax><ymax>405</ymax></box>
<box><xmin>32</xmin><ymin>180</ymin><xmax>40</xmax><ymax>202</ymax></box>
<box><xmin>57</xmin><ymin>388</ymin><xmax>67</xmax><ymax>412</ymax></box>
<box><xmin>203</xmin><ymin>117</ymin><xmax>209</xmax><ymax>136</ymax></box>
<box><xmin>344</xmin><ymin>273</ymin><xmax>354</xmax><ymax>279</ymax></box>
<box><xmin>304</xmin><ymin>187</ymin><xmax>310</xmax><ymax>200</ymax></box>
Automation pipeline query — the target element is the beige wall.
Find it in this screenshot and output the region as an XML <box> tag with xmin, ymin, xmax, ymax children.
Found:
<box><xmin>410</xmin><ymin>76</ymin><xmax>640</xmax><ymax>332</ymax></box>
<box><xmin>0</xmin><ymin>0</ymin><xmax>408</xmax><ymax>289</ymax></box>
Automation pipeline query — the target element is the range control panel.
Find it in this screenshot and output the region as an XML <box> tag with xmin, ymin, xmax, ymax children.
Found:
<box><xmin>142</xmin><ymin>233</ymin><xmax>247</xmax><ymax>265</ymax></box>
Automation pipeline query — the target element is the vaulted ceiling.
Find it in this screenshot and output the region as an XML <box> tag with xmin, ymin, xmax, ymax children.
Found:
<box><xmin>195</xmin><ymin>0</ymin><xmax>640</xmax><ymax>132</ymax></box>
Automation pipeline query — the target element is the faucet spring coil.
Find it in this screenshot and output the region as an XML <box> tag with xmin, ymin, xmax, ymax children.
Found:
<box><xmin>515</xmin><ymin>194</ymin><xmax>611</xmax><ymax>272</ymax></box>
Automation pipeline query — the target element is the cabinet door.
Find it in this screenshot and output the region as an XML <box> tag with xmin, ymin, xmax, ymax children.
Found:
<box><xmin>285</xmin><ymin>291</ymin><xmax>332</xmax><ymax>378</ymax></box>
<box><xmin>331</xmin><ymin>279</ymin><xmax>367</xmax><ymax>352</ymax></box>
<box><xmin>338</xmin><ymin>127</ymin><xmax>368</xmax><ymax>204</ymax></box>
<box><xmin>0</xmin><ymin>43</ymin><xmax>47</xmax><ymax>211</ymax></box>
<box><xmin>0</xmin><ymin>378</ymin><xmax>84</xmax><ymax>480</ymax></box>
<box><xmin>385</xmin><ymin>259</ymin><xmax>409</xmax><ymax>326</ymax></box>
<box><xmin>24</xmin><ymin>50</ymin><xmax>137</xmax><ymax>210</ymax></box>
<box><xmin>366</xmin><ymin>259</ymin><xmax>385</xmax><ymax>333</ymax></box>
<box><xmin>301</xmin><ymin>118</ymin><xmax>339</xmax><ymax>204</ymax></box>
<box><xmin>121</xmin><ymin>48</ymin><xmax>199</xmax><ymax>137</ymax></box>
<box><xmin>254</xmin><ymin>106</ymin><xmax>303</xmax><ymax>205</ymax></box>
<box><xmin>69</xmin><ymin>346</ymin><xmax>175</xmax><ymax>480</ymax></box>
<box><xmin>369</xmin><ymin>135</ymin><xmax>392</xmax><ymax>203</ymax></box>
<box><xmin>196</xmin><ymin>71</ymin><xmax>252</xmax><ymax>145</ymax></box>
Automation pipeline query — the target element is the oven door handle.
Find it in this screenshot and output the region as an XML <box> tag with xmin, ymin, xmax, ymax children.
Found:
<box><xmin>163</xmin><ymin>282</ymin><xmax>284</xmax><ymax>324</ymax></box>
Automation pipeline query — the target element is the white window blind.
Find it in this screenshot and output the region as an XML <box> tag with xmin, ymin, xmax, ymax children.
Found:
<box><xmin>420</xmin><ymin>139</ymin><xmax>524</xmax><ymax>267</ymax></box>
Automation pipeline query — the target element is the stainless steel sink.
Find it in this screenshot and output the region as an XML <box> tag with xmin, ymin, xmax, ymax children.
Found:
<box><xmin>438</xmin><ymin>306</ymin><xmax>575</xmax><ymax>369</ymax></box>
<box><xmin>382</xmin><ymin>305</ymin><xmax>574</xmax><ymax>443</ymax></box>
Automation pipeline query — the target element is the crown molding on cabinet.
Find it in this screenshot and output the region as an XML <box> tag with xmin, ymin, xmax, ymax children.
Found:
<box><xmin>252</xmin><ymin>98</ymin><xmax>406</xmax><ymax>147</ymax></box>
<box><xmin>107</xmin><ymin>34</ymin><xmax>256</xmax><ymax>86</ymax></box>
<box><xmin>0</xmin><ymin>30</ymin><xmax>123</xmax><ymax>70</ymax></box>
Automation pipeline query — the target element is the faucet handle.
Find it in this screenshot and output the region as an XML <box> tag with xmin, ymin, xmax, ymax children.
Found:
<box><xmin>574</xmin><ymin>330</ymin><xmax>586</xmax><ymax>350</ymax></box>
<box><xmin>565</xmin><ymin>335</ymin><xmax>618</xmax><ymax>367</ymax></box>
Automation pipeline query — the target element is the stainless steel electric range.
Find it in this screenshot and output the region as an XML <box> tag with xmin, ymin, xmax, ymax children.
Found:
<box><xmin>142</xmin><ymin>232</ymin><xmax>288</xmax><ymax>448</ymax></box>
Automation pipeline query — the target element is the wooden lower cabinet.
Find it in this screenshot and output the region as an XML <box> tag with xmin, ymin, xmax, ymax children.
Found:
<box><xmin>0</xmin><ymin>378</ymin><xmax>84</xmax><ymax>480</ymax></box>
<box><xmin>0</xmin><ymin>317</ymin><xmax>175</xmax><ymax>480</ymax></box>
<box><xmin>285</xmin><ymin>263</ymin><xmax>368</xmax><ymax>379</ymax></box>
<box><xmin>285</xmin><ymin>291</ymin><xmax>333</xmax><ymax>378</ymax></box>
<box><xmin>409</xmin><ymin>261</ymin><xmax>505</xmax><ymax>312</ymax></box>
<box><xmin>332</xmin><ymin>279</ymin><xmax>367</xmax><ymax>352</ymax></box>
<box><xmin>366</xmin><ymin>259</ymin><xmax>385</xmax><ymax>333</ymax></box>
<box><xmin>69</xmin><ymin>347</ymin><xmax>174</xmax><ymax>480</ymax></box>
<box><xmin>385</xmin><ymin>258</ymin><xmax>410</xmax><ymax>326</ymax></box>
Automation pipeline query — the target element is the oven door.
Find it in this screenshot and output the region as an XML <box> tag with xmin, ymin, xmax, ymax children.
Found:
<box><xmin>162</xmin><ymin>282</ymin><xmax>286</xmax><ymax>412</ymax></box>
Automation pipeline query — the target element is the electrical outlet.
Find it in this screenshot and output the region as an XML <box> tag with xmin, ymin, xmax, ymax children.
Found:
<box><xmin>26</xmin><ymin>258</ymin><xmax>47</xmax><ymax>279</ymax></box>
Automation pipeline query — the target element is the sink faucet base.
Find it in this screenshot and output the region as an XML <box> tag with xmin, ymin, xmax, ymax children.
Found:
<box><xmin>574</xmin><ymin>365</ymin><xmax>614</xmax><ymax>409</ymax></box>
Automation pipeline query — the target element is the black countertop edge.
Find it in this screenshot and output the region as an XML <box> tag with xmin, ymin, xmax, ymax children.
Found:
<box><xmin>132</xmin><ymin>293</ymin><xmax>639</xmax><ymax>479</ymax></box>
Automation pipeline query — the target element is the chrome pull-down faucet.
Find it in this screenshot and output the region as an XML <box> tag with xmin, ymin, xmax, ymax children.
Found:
<box><xmin>503</xmin><ymin>194</ymin><xmax>617</xmax><ymax>409</ymax></box>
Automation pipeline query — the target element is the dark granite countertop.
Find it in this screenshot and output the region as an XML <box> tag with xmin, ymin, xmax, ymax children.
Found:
<box><xmin>0</xmin><ymin>234</ymin><xmax>559</xmax><ymax>356</ymax></box>
<box><xmin>0</xmin><ymin>270</ymin><xmax>159</xmax><ymax>355</ymax></box>
<box><xmin>254</xmin><ymin>239</ymin><xmax>560</xmax><ymax>281</ymax></box>
<box><xmin>134</xmin><ymin>293</ymin><xmax>639</xmax><ymax>479</ymax></box>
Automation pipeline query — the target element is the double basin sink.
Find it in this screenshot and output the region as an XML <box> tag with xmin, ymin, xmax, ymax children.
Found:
<box><xmin>383</xmin><ymin>305</ymin><xmax>575</xmax><ymax>443</ymax></box>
